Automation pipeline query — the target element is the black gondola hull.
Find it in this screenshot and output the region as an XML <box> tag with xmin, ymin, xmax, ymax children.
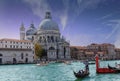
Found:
<box><xmin>73</xmin><ymin>71</ymin><xmax>89</xmax><ymax>78</ymax></box>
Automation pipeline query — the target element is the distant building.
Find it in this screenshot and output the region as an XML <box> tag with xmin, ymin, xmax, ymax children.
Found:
<box><xmin>115</xmin><ymin>48</ymin><xmax>120</xmax><ymax>60</ymax></box>
<box><xmin>71</xmin><ymin>43</ymin><xmax>117</xmax><ymax>60</ymax></box>
<box><xmin>23</xmin><ymin>12</ymin><xmax>71</xmax><ymax>60</ymax></box>
<box><xmin>0</xmin><ymin>39</ymin><xmax>34</xmax><ymax>64</ymax></box>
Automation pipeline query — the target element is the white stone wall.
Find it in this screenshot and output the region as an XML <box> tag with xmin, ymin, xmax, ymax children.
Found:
<box><xmin>0</xmin><ymin>50</ymin><xmax>34</xmax><ymax>64</ymax></box>
<box><xmin>20</xmin><ymin>31</ymin><xmax>25</xmax><ymax>40</ymax></box>
<box><xmin>0</xmin><ymin>40</ymin><xmax>33</xmax><ymax>49</ymax></box>
<box><xmin>0</xmin><ymin>39</ymin><xmax>34</xmax><ymax>64</ymax></box>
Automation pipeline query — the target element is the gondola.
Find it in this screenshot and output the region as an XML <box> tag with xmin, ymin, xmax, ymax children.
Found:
<box><xmin>108</xmin><ymin>64</ymin><xmax>116</xmax><ymax>70</ymax></box>
<box><xmin>108</xmin><ymin>64</ymin><xmax>120</xmax><ymax>73</ymax></box>
<box><xmin>73</xmin><ymin>70</ymin><xmax>89</xmax><ymax>78</ymax></box>
<box><xmin>88</xmin><ymin>61</ymin><xmax>95</xmax><ymax>65</ymax></box>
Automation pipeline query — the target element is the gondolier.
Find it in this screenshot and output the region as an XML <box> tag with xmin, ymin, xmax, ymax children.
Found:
<box><xmin>73</xmin><ymin>60</ymin><xmax>89</xmax><ymax>79</ymax></box>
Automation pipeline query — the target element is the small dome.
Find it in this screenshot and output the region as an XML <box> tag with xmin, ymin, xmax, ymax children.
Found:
<box><xmin>26</xmin><ymin>23</ymin><xmax>37</xmax><ymax>36</ymax></box>
<box><xmin>38</xmin><ymin>12</ymin><xmax>59</xmax><ymax>31</ymax></box>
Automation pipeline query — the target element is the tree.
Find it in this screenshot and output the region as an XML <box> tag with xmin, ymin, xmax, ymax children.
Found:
<box><xmin>34</xmin><ymin>43</ymin><xmax>44</xmax><ymax>59</ymax></box>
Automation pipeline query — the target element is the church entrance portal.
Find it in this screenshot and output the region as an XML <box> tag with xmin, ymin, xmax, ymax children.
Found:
<box><xmin>13</xmin><ymin>58</ymin><xmax>17</xmax><ymax>64</ymax></box>
<box><xmin>25</xmin><ymin>58</ymin><xmax>28</xmax><ymax>63</ymax></box>
<box><xmin>64</xmin><ymin>47</ymin><xmax>66</xmax><ymax>58</ymax></box>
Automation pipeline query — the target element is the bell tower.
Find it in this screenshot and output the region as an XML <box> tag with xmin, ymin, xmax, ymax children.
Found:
<box><xmin>20</xmin><ymin>23</ymin><xmax>25</xmax><ymax>40</ymax></box>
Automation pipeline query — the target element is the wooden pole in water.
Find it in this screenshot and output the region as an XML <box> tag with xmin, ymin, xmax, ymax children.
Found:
<box><xmin>95</xmin><ymin>54</ymin><xmax>99</xmax><ymax>72</ymax></box>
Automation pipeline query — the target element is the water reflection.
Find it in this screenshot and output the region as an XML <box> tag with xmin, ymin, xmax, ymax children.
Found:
<box><xmin>0</xmin><ymin>60</ymin><xmax>120</xmax><ymax>81</ymax></box>
<box><xmin>75</xmin><ymin>78</ymin><xmax>82</xmax><ymax>81</ymax></box>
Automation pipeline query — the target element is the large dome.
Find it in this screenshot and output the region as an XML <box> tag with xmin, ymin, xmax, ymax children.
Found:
<box><xmin>38</xmin><ymin>12</ymin><xmax>59</xmax><ymax>31</ymax></box>
<box><xmin>26</xmin><ymin>23</ymin><xmax>37</xmax><ymax>36</ymax></box>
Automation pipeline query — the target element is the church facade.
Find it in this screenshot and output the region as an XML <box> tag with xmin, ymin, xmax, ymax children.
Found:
<box><xmin>20</xmin><ymin>12</ymin><xmax>71</xmax><ymax>60</ymax></box>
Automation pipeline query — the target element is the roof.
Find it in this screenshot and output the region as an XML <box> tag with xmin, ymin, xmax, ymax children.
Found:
<box><xmin>85</xmin><ymin>52</ymin><xmax>94</xmax><ymax>55</ymax></box>
<box><xmin>26</xmin><ymin>23</ymin><xmax>37</xmax><ymax>36</ymax></box>
<box><xmin>0</xmin><ymin>38</ymin><xmax>31</xmax><ymax>43</ymax></box>
<box><xmin>70</xmin><ymin>46</ymin><xmax>87</xmax><ymax>49</ymax></box>
<box><xmin>38</xmin><ymin>12</ymin><xmax>59</xmax><ymax>31</ymax></box>
<box><xmin>0</xmin><ymin>48</ymin><xmax>32</xmax><ymax>51</ymax></box>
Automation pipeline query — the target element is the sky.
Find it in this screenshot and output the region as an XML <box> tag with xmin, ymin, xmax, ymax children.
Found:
<box><xmin>0</xmin><ymin>0</ymin><xmax>120</xmax><ymax>47</ymax></box>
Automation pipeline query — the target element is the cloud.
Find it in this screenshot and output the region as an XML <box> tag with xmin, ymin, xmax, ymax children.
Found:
<box><xmin>105</xmin><ymin>25</ymin><xmax>118</xmax><ymax>40</ymax></box>
<box><xmin>98</xmin><ymin>13</ymin><xmax>114</xmax><ymax>21</ymax></box>
<box><xmin>60</xmin><ymin>14</ymin><xmax>68</xmax><ymax>30</ymax></box>
<box><xmin>97</xmin><ymin>12</ymin><xmax>120</xmax><ymax>21</ymax></box>
<box><xmin>23</xmin><ymin>0</ymin><xmax>107</xmax><ymax>30</ymax></box>
<box><xmin>110</xmin><ymin>20</ymin><xmax>120</xmax><ymax>48</ymax></box>
<box><xmin>66</xmin><ymin>34</ymin><xmax>93</xmax><ymax>46</ymax></box>
<box><xmin>104</xmin><ymin>19</ymin><xmax>120</xmax><ymax>48</ymax></box>
<box><xmin>23</xmin><ymin>0</ymin><xmax>50</xmax><ymax>19</ymax></box>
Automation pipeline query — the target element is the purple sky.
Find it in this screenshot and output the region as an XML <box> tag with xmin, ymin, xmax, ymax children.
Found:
<box><xmin>0</xmin><ymin>0</ymin><xmax>120</xmax><ymax>47</ymax></box>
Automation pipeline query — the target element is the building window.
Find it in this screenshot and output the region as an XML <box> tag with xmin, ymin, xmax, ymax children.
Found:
<box><xmin>21</xmin><ymin>53</ymin><xmax>24</xmax><ymax>59</ymax></box>
<box><xmin>33</xmin><ymin>51</ymin><xmax>34</xmax><ymax>54</ymax></box>
<box><xmin>10</xmin><ymin>45</ymin><xmax>12</xmax><ymax>48</ymax></box>
<box><xmin>5</xmin><ymin>45</ymin><xmax>7</xmax><ymax>48</ymax></box>
<box><xmin>6</xmin><ymin>41</ymin><xmax>7</xmax><ymax>43</ymax></box>
<box><xmin>25</xmin><ymin>58</ymin><xmax>28</xmax><ymax>63</ymax></box>
<box><xmin>10</xmin><ymin>41</ymin><xmax>12</xmax><ymax>43</ymax></box>
<box><xmin>49</xmin><ymin>47</ymin><xmax>55</xmax><ymax>50</ymax></box>
<box><xmin>21</xmin><ymin>46</ymin><xmax>22</xmax><ymax>48</ymax></box>
<box><xmin>21</xmin><ymin>42</ymin><xmax>22</xmax><ymax>44</ymax></box>
<box><xmin>26</xmin><ymin>53</ymin><xmax>28</xmax><ymax>56</ymax></box>
<box><xmin>16</xmin><ymin>46</ymin><xmax>18</xmax><ymax>48</ymax></box>
<box><xmin>0</xmin><ymin>54</ymin><xmax>3</xmax><ymax>56</ymax></box>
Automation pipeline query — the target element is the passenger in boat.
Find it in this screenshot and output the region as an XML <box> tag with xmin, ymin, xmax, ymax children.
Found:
<box><xmin>115</xmin><ymin>63</ymin><xmax>120</xmax><ymax>69</ymax></box>
<box><xmin>78</xmin><ymin>70</ymin><xmax>81</xmax><ymax>74</ymax></box>
<box><xmin>115</xmin><ymin>62</ymin><xmax>117</xmax><ymax>67</ymax></box>
<box><xmin>78</xmin><ymin>70</ymin><xmax>84</xmax><ymax>75</ymax></box>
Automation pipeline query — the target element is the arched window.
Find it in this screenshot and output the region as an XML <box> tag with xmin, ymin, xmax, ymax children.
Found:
<box><xmin>21</xmin><ymin>53</ymin><xmax>24</xmax><ymax>59</ymax></box>
<box><xmin>0</xmin><ymin>54</ymin><xmax>3</xmax><ymax>56</ymax></box>
<box><xmin>13</xmin><ymin>58</ymin><xmax>17</xmax><ymax>64</ymax></box>
<box><xmin>64</xmin><ymin>47</ymin><xmax>66</xmax><ymax>58</ymax></box>
<box><xmin>47</xmin><ymin>36</ymin><xmax>50</xmax><ymax>43</ymax></box>
<box><xmin>39</xmin><ymin>37</ymin><xmax>42</xmax><ymax>42</ymax></box>
<box><xmin>25</xmin><ymin>58</ymin><xmax>28</xmax><ymax>63</ymax></box>
<box><xmin>51</xmin><ymin>36</ymin><xmax>54</xmax><ymax>42</ymax></box>
<box><xmin>26</xmin><ymin>53</ymin><xmax>28</xmax><ymax>56</ymax></box>
<box><xmin>55</xmin><ymin>37</ymin><xmax>57</xmax><ymax>42</ymax></box>
<box><xmin>32</xmin><ymin>36</ymin><xmax>34</xmax><ymax>41</ymax></box>
<box><xmin>49</xmin><ymin>47</ymin><xmax>55</xmax><ymax>50</ymax></box>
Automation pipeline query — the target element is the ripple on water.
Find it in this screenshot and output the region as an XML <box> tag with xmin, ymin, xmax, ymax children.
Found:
<box><xmin>0</xmin><ymin>61</ymin><xmax>120</xmax><ymax>81</ymax></box>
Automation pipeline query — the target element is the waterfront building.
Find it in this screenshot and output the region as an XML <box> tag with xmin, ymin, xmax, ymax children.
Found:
<box><xmin>115</xmin><ymin>48</ymin><xmax>120</xmax><ymax>60</ymax></box>
<box><xmin>87</xmin><ymin>43</ymin><xmax>116</xmax><ymax>60</ymax></box>
<box><xmin>71</xmin><ymin>43</ymin><xmax>117</xmax><ymax>60</ymax></box>
<box><xmin>24</xmin><ymin>12</ymin><xmax>71</xmax><ymax>60</ymax></box>
<box><xmin>0</xmin><ymin>38</ymin><xmax>34</xmax><ymax>64</ymax></box>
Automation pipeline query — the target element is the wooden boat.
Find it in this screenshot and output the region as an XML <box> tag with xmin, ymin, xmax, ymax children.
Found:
<box><xmin>73</xmin><ymin>61</ymin><xmax>89</xmax><ymax>78</ymax></box>
<box><xmin>108</xmin><ymin>64</ymin><xmax>120</xmax><ymax>73</ymax></box>
<box><xmin>73</xmin><ymin>70</ymin><xmax>89</xmax><ymax>78</ymax></box>
<box><xmin>64</xmin><ymin>61</ymin><xmax>71</xmax><ymax>65</ymax></box>
<box><xmin>95</xmin><ymin>55</ymin><xmax>120</xmax><ymax>73</ymax></box>
<box><xmin>88</xmin><ymin>61</ymin><xmax>95</xmax><ymax>65</ymax></box>
<box><xmin>108</xmin><ymin>64</ymin><xmax>116</xmax><ymax>69</ymax></box>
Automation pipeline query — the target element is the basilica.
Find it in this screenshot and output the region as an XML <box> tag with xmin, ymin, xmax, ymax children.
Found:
<box><xmin>20</xmin><ymin>12</ymin><xmax>71</xmax><ymax>60</ymax></box>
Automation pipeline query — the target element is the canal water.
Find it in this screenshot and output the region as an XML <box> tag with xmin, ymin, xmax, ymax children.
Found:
<box><xmin>0</xmin><ymin>60</ymin><xmax>120</xmax><ymax>81</ymax></box>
